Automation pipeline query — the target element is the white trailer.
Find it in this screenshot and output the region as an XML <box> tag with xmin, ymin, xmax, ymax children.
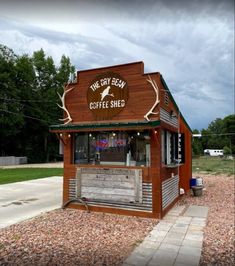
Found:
<box><xmin>204</xmin><ymin>149</ymin><xmax>223</xmax><ymax>157</ymax></box>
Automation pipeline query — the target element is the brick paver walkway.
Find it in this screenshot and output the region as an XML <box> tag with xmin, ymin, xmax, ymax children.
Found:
<box><xmin>123</xmin><ymin>205</ymin><xmax>208</xmax><ymax>266</ymax></box>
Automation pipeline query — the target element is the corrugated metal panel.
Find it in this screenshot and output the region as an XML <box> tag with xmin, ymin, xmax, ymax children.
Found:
<box><xmin>162</xmin><ymin>175</ymin><xmax>179</xmax><ymax>210</ymax></box>
<box><xmin>69</xmin><ymin>178</ymin><xmax>76</xmax><ymax>199</ymax></box>
<box><xmin>142</xmin><ymin>183</ymin><xmax>152</xmax><ymax>207</ymax></box>
<box><xmin>160</xmin><ymin>108</ymin><xmax>178</xmax><ymax>128</ymax></box>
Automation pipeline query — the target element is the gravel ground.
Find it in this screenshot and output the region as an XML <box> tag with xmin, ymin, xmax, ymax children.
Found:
<box><xmin>177</xmin><ymin>174</ymin><xmax>234</xmax><ymax>265</ymax></box>
<box><xmin>0</xmin><ymin>209</ymin><xmax>157</xmax><ymax>265</ymax></box>
<box><xmin>0</xmin><ymin>174</ymin><xmax>234</xmax><ymax>266</ymax></box>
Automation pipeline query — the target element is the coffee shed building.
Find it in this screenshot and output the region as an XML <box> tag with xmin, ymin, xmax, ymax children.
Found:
<box><xmin>50</xmin><ymin>62</ymin><xmax>192</xmax><ymax>218</ymax></box>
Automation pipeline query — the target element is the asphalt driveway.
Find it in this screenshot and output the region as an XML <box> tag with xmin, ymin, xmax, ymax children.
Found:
<box><xmin>0</xmin><ymin>176</ymin><xmax>63</xmax><ymax>228</ymax></box>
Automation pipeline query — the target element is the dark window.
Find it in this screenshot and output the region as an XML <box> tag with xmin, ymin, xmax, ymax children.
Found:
<box><xmin>178</xmin><ymin>133</ymin><xmax>185</xmax><ymax>163</ymax></box>
<box><xmin>74</xmin><ymin>133</ymin><xmax>89</xmax><ymax>164</ymax></box>
<box><xmin>164</xmin><ymin>92</ymin><xmax>169</xmax><ymax>105</ymax></box>
<box><xmin>170</xmin><ymin>132</ymin><xmax>178</xmax><ymax>163</ymax></box>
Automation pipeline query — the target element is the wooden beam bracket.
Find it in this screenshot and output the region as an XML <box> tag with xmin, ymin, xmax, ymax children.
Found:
<box><xmin>56</xmin><ymin>132</ymin><xmax>69</xmax><ymax>145</ymax></box>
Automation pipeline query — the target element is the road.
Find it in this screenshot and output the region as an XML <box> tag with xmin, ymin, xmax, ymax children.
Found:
<box><xmin>0</xmin><ymin>176</ymin><xmax>63</xmax><ymax>228</ymax></box>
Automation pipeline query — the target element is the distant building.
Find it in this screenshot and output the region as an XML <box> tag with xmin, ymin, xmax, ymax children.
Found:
<box><xmin>193</xmin><ymin>134</ymin><xmax>202</xmax><ymax>138</ymax></box>
<box><xmin>204</xmin><ymin>149</ymin><xmax>223</xmax><ymax>156</ymax></box>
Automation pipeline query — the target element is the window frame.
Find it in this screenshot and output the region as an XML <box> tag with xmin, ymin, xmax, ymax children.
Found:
<box><xmin>161</xmin><ymin>129</ymin><xmax>184</xmax><ymax>165</ymax></box>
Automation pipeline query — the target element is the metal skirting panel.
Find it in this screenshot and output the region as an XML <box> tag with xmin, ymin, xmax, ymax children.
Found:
<box><xmin>142</xmin><ymin>183</ymin><xmax>152</xmax><ymax>208</ymax></box>
<box><xmin>69</xmin><ymin>178</ymin><xmax>76</xmax><ymax>200</ymax></box>
<box><xmin>68</xmin><ymin>179</ymin><xmax>152</xmax><ymax>210</ymax></box>
<box><xmin>160</xmin><ymin>108</ymin><xmax>178</xmax><ymax>128</ymax></box>
<box><xmin>162</xmin><ymin>175</ymin><xmax>179</xmax><ymax>210</ymax></box>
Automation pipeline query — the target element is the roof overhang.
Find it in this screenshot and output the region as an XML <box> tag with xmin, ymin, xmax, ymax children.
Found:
<box><xmin>49</xmin><ymin>120</ymin><xmax>160</xmax><ymax>133</ymax></box>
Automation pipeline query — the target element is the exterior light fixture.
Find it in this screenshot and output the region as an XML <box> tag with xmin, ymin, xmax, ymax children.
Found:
<box><xmin>137</xmin><ymin>132</ymin><xmax>140</xmax><ymax>136</ymax></box>
<box><xmin>89</xmin><ymin>133</ymin><xmax>92</xmax><ymax>137</ymax></box>
<box><xmin>68</xmin><ymin>134</ymin><xmax>71</xmax><ymax>138</ymax></box>
<box><xmin>59</xmin><ymin>133</ymin><xmax>63</xmax><ymax>137</ymax></box>
<box><xmin>170</xmin><ymin>110</ymin><xmax>177</xmax><ymax>118</ymax></box>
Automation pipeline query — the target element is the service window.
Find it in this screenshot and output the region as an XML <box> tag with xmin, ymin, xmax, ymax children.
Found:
<box><xmin>74</xmin><ymin>130</ymin><xmax>150</xmax><ymax>166</ymax></box>
<box><xmin>161</xmin><ymin>130</ymin><xmax>184</xmax><ymax>165</ymax></box>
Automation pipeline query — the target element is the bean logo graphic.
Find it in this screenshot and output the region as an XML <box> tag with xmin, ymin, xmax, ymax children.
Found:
<box><xmin>87</xmin><ymin>72</ymin><xmax>128</xmax><ymax>120</ymax></box>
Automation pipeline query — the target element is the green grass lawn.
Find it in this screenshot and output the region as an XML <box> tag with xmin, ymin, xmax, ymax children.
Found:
<box><xmin>192</xmin><ymin>156</ymin><xmax>234</xmax><ymax>176</ymax></box>
<box><xmin>0</xmin><ymin>157</ymin><xmax>233</xmax><ymax>185</ymax></box>
<box><xmin>0</xmin><ymin>168</ymin><xmax>63</xmax><ymax>185</ymax></box>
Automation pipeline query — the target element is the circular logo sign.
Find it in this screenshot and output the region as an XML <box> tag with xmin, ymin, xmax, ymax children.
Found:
<box><xmin>87</xmin><ymin>72</ymin><xmax>128</xmax><ymax>120</ymax></box>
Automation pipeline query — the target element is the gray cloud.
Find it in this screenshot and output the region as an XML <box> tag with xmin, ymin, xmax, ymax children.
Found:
<box><xmin>0</xmin><ymin>0</ymin><xmax>234</xmax><ymax>130</ymax></box>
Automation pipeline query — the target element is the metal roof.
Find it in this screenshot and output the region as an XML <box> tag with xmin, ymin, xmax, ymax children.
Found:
<box><xmin>49</xmin><ymin>120</ymin><xmax>160</xmax><ymax>132</ymax></box>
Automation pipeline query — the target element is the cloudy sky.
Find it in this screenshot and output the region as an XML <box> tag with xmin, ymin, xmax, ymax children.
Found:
<box><xmin>0</xmin><ymin>0</ymin><xmax>234</xmax><ymax>130</ymax></box>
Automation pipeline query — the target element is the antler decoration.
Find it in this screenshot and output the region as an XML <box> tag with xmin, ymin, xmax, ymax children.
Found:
<box><xmin>144</xmin><ymin>75</ymin><xmax>160</xmax><ymax>121</ymax></box>
<box><xmin>57</xmin><ymin>85</ymin><xmax>75</xmax><ymax>125</ymax></box>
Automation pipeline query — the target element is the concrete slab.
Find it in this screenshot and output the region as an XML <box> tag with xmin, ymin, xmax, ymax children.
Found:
<box><xmin>184</xmin><ymin>234</ymin><xmax>203</xmax><ymax>242</ymax></box>
<box><xmin>172</xmin><ymin>223</ymin><xmax>189</xmax><ymax>230</ymax></box>
<box><xmin>148</xmin><ymin>250</ymin><xmax>178</xmax><ymax>266</ymax></box>
<box><xmin>176</xmin><ymin>216</ymin><xmax>192</xmax><ymax>224</ymax></box>
<box><xmin>183</xmin><ymin>205</ymin><xmax>209</xmax><ymax>218</ymax></box>
<box><xmin>138</xmin><ymin>241</ymin><xmax>161</xmax><ymax>250</ymax></box>
<box><xmin>0</xmin><ymin>176</ymin><xmax>63</xmax><ymax>228</ymax></box>
<box><xmin>181</xmin><ymin>239</ymin><xmax>203</xmax><ymax>248</ymax></box>
<box><xmin>162</xmin><ymin>237</ymin><xmax>183</xmax><ymax>245</ymax></box>
<box><xmin>1</xmin><ymin>162</ymin><xmax>63</xmax><ymax>169</ymax></box>
<box><xmin>187</xmin><ymin>225</ymin><xmax>204</xmax><ymax>231</ymax></box>
<box><xmin>133</xmin><ymin>247</ymin><xmax>156</xmax><ymax>258</ymax></box>
<box><xmin>167</xmin><ymin>205</ymin><xmax>186</xmax><ymax>216</ymax></box>
<box><xmin>146</xmin><ymin>234</ymin><xmax>166</xmax><ymax>242</ymax></box>
<box><xmin>169</xmin><ymin>226</ymin><xmax>188</xmax><ymax>234</ymax></box>
<box><xmin>158</xmin><ymin>243</ymin><xmax>181</xmax><ymax>253</ymax></box>
<box><xmin>150</xmin><ymin>229</ymin><xmax>168</xmax><ymax>237</ymax></box>
<box><xmin>174</xmin><ymin>253</ymin><xmax>201</xmax><ymax>266</ymax></box>
<box><xmin>154</xmin><ymin>222</ymin><xmax>173</xmax><ymax>231</ymax></box>
<box><xmin>163</xmin><ymin>214</ymin><xmax>179</xmax><ymax>223</ymax></box>
<box><xmin>178</xmin><ymin>245</ymin><xmax>202</xmax><ymax>256</ymax></box>
<box><xmin>125</xmin><ymin>253</ymin><xmax>150</xmax><ymax>266</ymax></box>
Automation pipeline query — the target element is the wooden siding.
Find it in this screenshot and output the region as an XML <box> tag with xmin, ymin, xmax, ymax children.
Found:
<box><xmin>63</xmin><ymin>63</ymin><xmax>163</xmax><ymax>124</ymax></box>
<box><xmin>179</xmin><ymin>117</ymin><xmax>192</xmax><ymax>192</ymax></box>
<box><xmin>77</xmin><ymin>168</ymin><xmax>143</xmax><ymax>203</ymax></box>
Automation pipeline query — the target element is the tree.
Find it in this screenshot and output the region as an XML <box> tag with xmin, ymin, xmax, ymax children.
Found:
<box><xmin>0</xmin><ymin>45</ymin><xmax>75</xmax><ymax>162</ymax></box>
<box><xmin>192</xmin><ymin>129</ymin><xmax>203</xmax><ymax>155</ymax></box>
<box><xmin>193</xmin><ymin>115</ymin><xmax>235</xmax><ymax>155</ymax></box>
<box><xmin>223</xmin><ymin>115</ymin><xmax>235</xmax><ymax>154</ymax></box>
<box><xmin>57</xmin><ymin>55</ymin><xmax>76</xmax><ymax>85</ymax></box>
<box><xmin>223</xmin><ymin>146</ymin><xmax>232</xmax><ymax>156</ymax></box>
<box><xmin>0</xmin><ymin>45</ymin><xmax>24</xmax><ymax>155</ymax></box>
<box><xmin>206</xmin><ymin>118</ymin><xmax>228</xmax><ymax>149</ymax></box>
<box><xmin>27</xmin><ymin>49</ymin><xmax>75</xmax><ymax>162</ymax></box>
